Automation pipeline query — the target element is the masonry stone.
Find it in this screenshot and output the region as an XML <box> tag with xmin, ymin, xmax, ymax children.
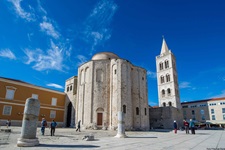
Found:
<box><xmin>17</xmin><ymin>98</ymin><xmax>40</xmax><ymax>147</ymax></box>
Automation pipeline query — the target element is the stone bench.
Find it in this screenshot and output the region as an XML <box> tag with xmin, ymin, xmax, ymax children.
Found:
<box><xmin>1</xmin><ymin>128</ymin><xmax>12</xmax><ymax>132</ymax></box>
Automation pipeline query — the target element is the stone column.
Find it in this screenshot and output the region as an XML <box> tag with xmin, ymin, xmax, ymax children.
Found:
<box><xmin>17</xmin><ymin>98</ymin><xmax>40</xmax><ymax>147</ymax></box>
<box><xmin>115</xmin><ymin>111</ymin><xmax>127</xmax><ymax>138</ymax></box>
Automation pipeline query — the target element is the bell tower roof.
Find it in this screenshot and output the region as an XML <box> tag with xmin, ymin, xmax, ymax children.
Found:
<box><xmin>160</xmin><ymin>37</ymin><xmax>169</xmax><ymax>55</ymax></box>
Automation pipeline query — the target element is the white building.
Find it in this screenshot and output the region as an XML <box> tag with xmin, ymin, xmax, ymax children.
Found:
<box><xmin>75</xmin><ymin>52</ymin><xmax>150</xmax><ymax>131</ymax></box>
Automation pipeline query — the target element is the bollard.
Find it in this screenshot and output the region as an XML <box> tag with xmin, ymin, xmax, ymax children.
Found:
<box><xmin>17</xmin><ymin>98</ymin><xmax>40</xmax><ymax>147</ymax></box>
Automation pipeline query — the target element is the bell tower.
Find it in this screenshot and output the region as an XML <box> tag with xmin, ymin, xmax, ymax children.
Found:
<box><xmin>156</xmin><ymin>38</ymin><xmax>181</xmax><ymax>109</ymax></box>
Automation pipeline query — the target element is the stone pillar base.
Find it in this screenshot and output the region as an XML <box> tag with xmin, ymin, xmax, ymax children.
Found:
<box><xmin>115</xmin><ymin>133</ymin><xmax>127</xmax><ymax>138</ymax></box>
<box><xmin>17</xmin><ymin>138</ymin><xmax>39</xmax><ymax>147</ymax></box>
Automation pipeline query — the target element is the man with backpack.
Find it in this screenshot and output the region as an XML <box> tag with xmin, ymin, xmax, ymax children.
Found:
<box><xmin>41</xmin><ymin>118</ymin><xmax>47</xmax><ymax>135</ymax></box>
<box><xmin>50</xmin><ymin>120</ymin><xmax>57</xmax><ymax>136</ymax></box>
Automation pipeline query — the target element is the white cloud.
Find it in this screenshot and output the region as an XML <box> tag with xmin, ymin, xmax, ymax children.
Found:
<box><xmin>0</xmin><ymin>49</ymin><xmax>16</xmax><ymax>60</ymax></box>
<box><xmin>76</xmin><ymin>55</ymin><xmax>88</xmax><ymax>67</ymax></box>
<box><xmin>8</xmin><ymin>0</ymin><xmax>35</xmax><ymax>22</ymax></box>
<box><xmin>24</xmin><ymin>41</ymin><xmax>65</xmax><ymax>71</ymax></box>
<box><xmin>83</xmin><ymin>0</ymin><xmax>118</xmax><ymax>53</ymax></box>
<box><xmin>147</xmin><ymin>70</ymin><xmax>156</xmax><ymax>78</ymax></box>
<box><xmin>149</xmin><ymin>101</ymin><xmax>158</xmax><ymax>107</ymax></box>
<box><xmin>179</xmin><ymin>81</ymin><xmax>191</xmax><ymax>89</ymax></box>
<box><xmin>47</xmin><ymin>83</ymin><xmax>63</xmax><ymax>89</ymax></box>
<box><xmin>40</xmin><ymin>18</ymin><xmax>60</xmax><ymax>39</ymax></box>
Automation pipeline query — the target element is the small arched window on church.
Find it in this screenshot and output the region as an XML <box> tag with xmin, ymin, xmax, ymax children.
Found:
<box><xmin>165</xmin><ymin>60</ymin><xmax>169</xmax><ymax>69</ymax></box>
<box><xmin>163</xmin><ymin>102</ymin><xmax>166</xmax><ymax>107</ymax></box>
<box><xmin>159</xmin><ymin>62</ymin><xmax>163</xmax><ymax>70</ymax></box>
<box><xmin>123</xmin><ymin>105</ymin><xmax>126</xmax><ymax>114</ymax></box>
<box><xmin>67</xmin><ymin>86</ymin><xmax>69</xmax><ymax>92</ymax></box>
<box><xmin>162</xmin><ymin>90</ymin><xmax>165</xmax><ymax>97</ymax></box>
<box><xmin>167</xmin><ymin>88</ymin><xmax>171</xmax><ymax>96</ymax></box>
<box><xmin>144</xmin><ymin>108</ymin><xmax>147</xmax><ymax>115</ymax></box>
<box><xmin>160</xmin><ymin>76</ymin><xmax>165</xmax><ymax>84</ymax></box>
<box><xmin>70</xmin><ymin>85</ymin><xmax>72</xmax><ymax>91</ymax></box>
<box><xmin>166</xmin><ymin>74</ymin><xmax>170</xmax><ymax>82</ymax></box>
<box><xmin>168</xmin><ymin>101</ymin><xmax>172</xmax><ymax>106</ymax></box>
<box><xmin>114</xmin><ymin>69</ymin><xmax>117</xmax><ymax>74</ymax></box>
<box><xmin>136</xmin><ymin>107</ymin><xmax>139</xmax><ymax>115</ymax></box>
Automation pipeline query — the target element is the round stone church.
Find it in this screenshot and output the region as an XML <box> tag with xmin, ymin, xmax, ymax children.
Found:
<box><xmin>75</xmin><ymin>52</ymin><xmax>149</xmax><ymax>131</ymax></box>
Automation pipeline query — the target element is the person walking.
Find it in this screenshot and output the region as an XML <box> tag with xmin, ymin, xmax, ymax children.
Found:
<box><xmin>76</xmin><ymin>120</ymin><xmax>81</xmax><ymax>132</ymax></box>
<box><xmin>41</xmin><ymin>118</ymin><xmax>47</xmax><ymax>135</ymax></box>
<box><xmin>173</xmin><ymin>120</ymin><xmax>178</xmax><ymax>134</ymax></box>
<box><xmin>183</xmin><ymin>120</ymin><xmax>189</xmax><ymax>134</ymax></box>
<box><xmin>50</xmin><ymin>120</ymin><xmax>57</xmax><ymax>136</ymax></box>
<box><xmin>189</xmin><ymin>119</ymin><xmax>195</xmax><ymax>134</ymax></box>
<box><xmin>6</xmin><ymin>119</ymin><xmax>11</xmax><ymax>128</ymax></box>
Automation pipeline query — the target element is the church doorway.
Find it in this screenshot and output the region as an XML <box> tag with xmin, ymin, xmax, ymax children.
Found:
<box><xmin>97</xmin><ymin>113</ymin><xmax>103</xmax><ymax>126</ymax></box>
<box><xmin>66</xmin><ymin>102</ymin><xmax>72</xmax><ymax>127</ymax></box>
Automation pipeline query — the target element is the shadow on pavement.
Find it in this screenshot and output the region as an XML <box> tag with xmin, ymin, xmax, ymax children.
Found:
<box><xmin>127</xmin><ymin>137</ymin><xmax>157</xmax><ymax>138</ymax></box>
<box><xmin>38</xmin><ymin>144</ymin><xmax>100</xmax><ymax>148</ymax></box>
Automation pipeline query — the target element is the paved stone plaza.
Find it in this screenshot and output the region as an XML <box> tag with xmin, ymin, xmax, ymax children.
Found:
<box><xmin>0</xmin><ymin>127</ymin><xmax>225</xmax><ymax>150</ymax></box>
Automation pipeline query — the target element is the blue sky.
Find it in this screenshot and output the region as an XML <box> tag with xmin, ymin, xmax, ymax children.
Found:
<box><xmin>0</xmin><ymin>0</ymin><xmax>225</xmax><ymax>106</ymax></box>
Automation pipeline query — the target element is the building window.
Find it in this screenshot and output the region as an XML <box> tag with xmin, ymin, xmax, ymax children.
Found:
<box><xmin>5</xmin><ymin>86</ymin><xmax>16</xmax><ymax>100</ymax></box>
<box><xmin>192</xmin><ymin>110</ymin><xmax>195</xmax><ymax>115</ymax></box>
<box><xmin>183</xmin><ymin>110</ymin><xmax>186</xmax><ymax>115</ymax></box>
<box><xmin>50</xmin><ymin>110</ymin><xmax>56</xmax><ymax>118</ymax></box>
<box><xmin>159</xmin><ymin>62</ymin><xmax>163</xmax><ymax>70</ymax></box>
<box><xmin>165</xmin><ymin>60</ymin><xmax>169</xmax><ymax>68</ymax></box>
<box><xmin>182</xmin><ymin>105</ymin><xmax>188</xmax><ymax>108</ymax></box>
<box><xmin>3</xmin><ymin>105</ymin><xmax>12</xmax><ymax>115</ymax></box>
<box><xmin>160</xmin><ymin>76</ymin><xmax>165</xmax><ymax>84</ymax></box>
<box><xmin>211</xmin><ymin>109</ymin><xmax>214</xmax><ymax>114</ymax></box>
<box><xmin>200</xmin><ymin>109</ymin><xmax>204</xmax><ymax>115</ymax></box>
<box><xmin>166</xmin><ymin>74</ymin><xmax>170</xmax><ymax>82</ymax></box>
<box><xmin>168</xmin><ymin>101</ymin><xmax>172</xmax><ymax>106</ymax></box>
<box><xmin>162</xmin><ymin>90</ymin><xmax>165</xmax><ymax>97</ymax></box>
<box><xmin>51</xmin><ymin>98</ymin><xmax>57</xmax><ymax>106</ymax></box>
<box><xmin>67</xmin><ymin>86</ymin><xmax>69</xmax><ymax>92</ymax></box>
<box><xmin>202</xmin><ymin>115</ymin><xmax>205</xmax><ymax>120</ymax></box>
<box><xmin>123</xmin><ymin>105</ymin><xmax>126</xmax><ymax>114</ymax></box>
<box><xmin>212</xmin><ymin>115</ymin><xmax>216</xmax><ymax>120</ymax></box>
<box><xmin>114</xmin><ymin>69</ymin><xmax>117</xmax><ymax>74</ymax></box>
<box><xmin>136</xmin><ymin>107</ymin><xmax>139</xmax><ymax>115</ymax></box>
<box><xmin>222</xmin><ymin>108</ymin><xmax>225</xmax><ymax>113</ymax></box>
<box><xmin>163</xmin><ymin>102</ymin><xmax>166</xmax><ymax>107</ymax></box>
<box><xmin>167</xmin><ymin>88</ymin><xmax>171</xmax><ymax>96</ymax></box>
<box><xmin>32</xmin><ymin>94</ymin><xmax>38</xmax><ymax>99</ymax></box>
<box><xmin>70</xmin><ymin>85</ymin><xmax>72</xmax><ymax>91</ymax></box>
<box><xmin>144</xmin><ymin>108</ymin><xmax>147</xmax><ymax>115</ymax></box>
<box><xmin>223</xmin><ymin>114</ymin><xmax>225</xmax><ymax>120</ymax></box>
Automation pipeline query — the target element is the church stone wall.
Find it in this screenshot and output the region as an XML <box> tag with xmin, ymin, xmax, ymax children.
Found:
<box><xmin>76</xmin><ymin>52</ymin><xmax>149</xmax><ymax>131</ymax></box>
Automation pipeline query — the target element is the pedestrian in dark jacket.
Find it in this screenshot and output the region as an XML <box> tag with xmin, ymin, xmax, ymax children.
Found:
<box><xmin>189</xmin><ymin>119</ymin><xmax>195</xmax><ymax>134</ymax></box>
<box><xmin>50</xmin><ymin>120</ymin><xmax>57</xmax><ymax>136</ymax></box>
<box><xmin>183</xmin><ymin>120</ymin><xmax>189</xmax><ymax>134</ymax></box>
<box><xmin>76</xmin><ymin>120</ymin><xmax>81</xmax><ymax>132</ymax></box>
<box><xmin>173</xmin><ymin>120</ymin><xmax>178</xmax><ymax>134</ymax></box>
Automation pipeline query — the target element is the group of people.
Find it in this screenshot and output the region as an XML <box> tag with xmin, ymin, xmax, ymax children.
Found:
<box><xmin>41</xmin><ymin>118</ymin><xmax>57</xmax><ymax>136</ymax></box>
<box><xmin>41</xmin><ymin>118</ymin><xmax>82</xmax><ymax>136</ymax></box>
<box><xmin>173</xmin><ymin>119</ymin><xmax>196</xmax><ymax>134</ymax></box>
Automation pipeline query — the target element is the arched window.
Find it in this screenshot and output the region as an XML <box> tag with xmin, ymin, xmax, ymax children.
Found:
<box><xmin>168</xmin><ymin>101</ymin><xmax>172</xmax><ymax>106</ymax></box>
<box><xmin>160</xmin><ymin>76</ymin><xmax>165</xmax><ymax>84</ymax></box>
<box><xmin>163</xmin><ymin>102</ymin><xmax>166</xmax><ymax>107</ymax></box>
<box><xmin>70</xmin><ymin>85</ymin><xmax>72</xmax><ymax>91</ymax></box>
<box><xmin>167</xmin><ymin>88</ymin><xmax>171</xmax><ymax>96</ymax></box>
<box><xmin>136</xmin><ymin>107</ymin><xmax>139</xmax><ymax>115</ymax></box>
<box><xmin>159</xmin><ymin>62</ymin><xmax>164</xmax><ymax>70</ymax></box>
<box><xmin>144</xmin><ymin>108</ymin><xmax>147</xmax><ymax>115</ymax></box>
<box><xmin>165</xmin><ymin>60</ymin><xmax>169</xmax><ymax>68</ymax></box>
<box><xmin>123</xmin><ymin>105</ymin><xmax>126</xmax><ymax>114</ymax></box>
<box><xmin>162</xmin><ymin>90</ymin><xmax>165</xmax><ymax>97</ymax></box>
<box><xmin>67</xmin><ymin>86</ymin><xmax>69</xmax><ymax>92</ymax></box>
<box><xmin>166</xmin><ymin>74</ymin><xmax>170</xmax><ymax>82</ymax></box>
